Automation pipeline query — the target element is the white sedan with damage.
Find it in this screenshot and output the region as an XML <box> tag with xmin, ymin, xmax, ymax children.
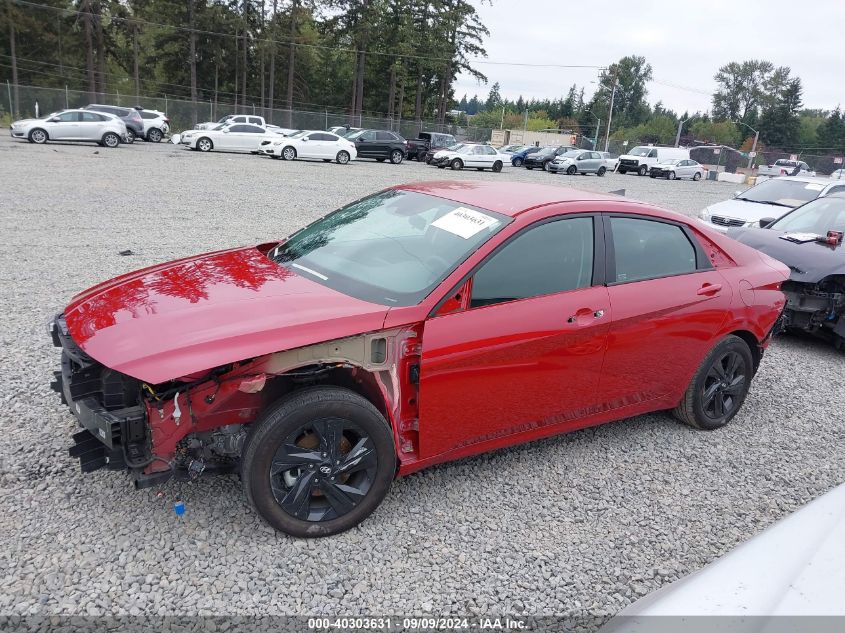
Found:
<box><xmin>259</xmin><ymin>130</ymin><xmax>357</xmax><ymax>164</ymax></box>
<box><xmin>429</xmin><ymin>143</ymin><xmax>508</xmax><ymax>172</ymax></box>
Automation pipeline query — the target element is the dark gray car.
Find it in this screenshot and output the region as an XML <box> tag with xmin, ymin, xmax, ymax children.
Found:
<box><xmin>729</xmin><ymin>194</ymin><xmax>845</xmax><ymax>349</ymax></box>
<box><xmin>84</xmin><ymin>104</ymin><xmax>145</xmax><ymax>143</ymax></box>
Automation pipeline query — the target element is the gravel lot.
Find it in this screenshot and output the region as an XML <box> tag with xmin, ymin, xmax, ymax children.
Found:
<box><xmin>1</xmin><ymin>134</ymin><xmax>843</xmax><ymax>622</ymax></box>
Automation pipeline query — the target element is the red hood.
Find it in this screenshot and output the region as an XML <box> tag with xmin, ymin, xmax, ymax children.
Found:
<box><xmin>63</xmin><ymin>246</ymin><xmax>390</xmax><ymax>383</ymax></box>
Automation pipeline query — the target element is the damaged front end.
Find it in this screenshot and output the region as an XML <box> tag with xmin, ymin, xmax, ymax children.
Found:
<box><xmin>50</xmin><ymin>314</ymin><xmax>420</xmax><ymax>489</ymax></box>
<box><xmin>781</xmin><ymin>276</ymin><xmax>845</xmax><ymax>349</ymax></box>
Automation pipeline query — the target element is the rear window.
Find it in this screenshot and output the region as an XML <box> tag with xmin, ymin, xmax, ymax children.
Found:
<box><xmin>140</xmin><ymin>112</ymin><xmax>157</xmax><ymax>120</ymax></box>
<box><xmin>611</xmin><ymin>217</ymin><xmax>697</xmax><ymax>283</ymax></box>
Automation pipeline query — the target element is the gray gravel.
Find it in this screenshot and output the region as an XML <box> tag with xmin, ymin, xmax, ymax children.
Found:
<box><xmin>1</xmin><ymin>135</ymin><xmax>843</xmax><ymax>620</ymax></box>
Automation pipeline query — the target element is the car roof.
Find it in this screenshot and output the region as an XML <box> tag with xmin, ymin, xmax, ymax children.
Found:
<box><xmin>395</xmin><ymin>181</ymin><xmax>637</xmax><ymax>217</ymax></box>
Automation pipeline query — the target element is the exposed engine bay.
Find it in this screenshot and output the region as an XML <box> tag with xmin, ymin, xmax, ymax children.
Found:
<box><xmin>781</xmin><ymin>276</ymin><xmax>845</xmax><ymax>349</ymax></box>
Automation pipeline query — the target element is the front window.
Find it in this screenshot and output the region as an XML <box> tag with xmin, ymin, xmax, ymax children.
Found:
<box><xmin>269</xmin><ymin>191</ymin><xmax>509</xmax><ymax>306</ymax></box>
<box><xmin>769</xmin><ymin>197</ymin><xmax>845</xmax><ymax>233</ymax></box>
<box><xmin>737</xmin><ymin>179</ymin><xmax>824</xmax><ymax>208</ymax></box>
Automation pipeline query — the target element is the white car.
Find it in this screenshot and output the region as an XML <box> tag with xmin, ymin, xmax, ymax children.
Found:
<box><xmin>429</xmin><ymin>143</ymin><xmax>508</xmax><ymax>172</ymax></box>
<box><xmin>598</xmin><ymin>151</ymin><xmax>619</xmax><ymax>171</ymax></box>
<box><xmin>830</xmin><ymin>168</ymin><xmax>845</xmax><ymax>180</ymax></box>
<box><xmin>138</xmin><ymin>109</ymin><xmax>169</xmax><ymax>142</ymax></box>
<box><xmin>601</xmin><ymin>483</ymin><xmax>845</xmax><ymax>625</ymax></box>
<box><xmin>9</xmin><ymin>109</ymin><xmax>127</xmax><ymax>148</ymax></box>
<box><xmin>259</xmin><ymin>130</ymin><xmax>357</xmax><ymax>164</ymax></box>
<box><xmin>181</xmin><ymin>122</ymin><xmax>279</xmax><ymax>153</ymax></box>
<box><xmin>649</xmin><ymin>158</ymin><xmax>705</xmax><ymax>180</ymax></box>
<box><xmin>194</xmin><ymin>114</ymin><xmax>267</xmax><ymax>130</ymax></box>
<box><xmin>698</xmin><ymin>175</ymin><xmax>845</xmax><ymax>232</ymax></box>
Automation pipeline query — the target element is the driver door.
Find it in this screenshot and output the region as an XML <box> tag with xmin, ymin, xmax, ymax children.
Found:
<box><xmin>418</xmin><ymin>214</ymin><xmax>610</xmax><ymax>460</ymax></box>
<box><xmin>48</xmin><ymin>111</ymin><xmax>80</xmax><ymax>140</ymax></box>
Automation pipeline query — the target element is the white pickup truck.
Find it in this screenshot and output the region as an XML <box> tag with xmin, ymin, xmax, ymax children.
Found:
<box><xmin>758</xmin><ymin>158</ymin><xmax>815</xmax><ymax>178</ymax></box>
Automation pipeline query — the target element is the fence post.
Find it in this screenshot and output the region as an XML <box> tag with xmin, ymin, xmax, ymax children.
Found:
<box><xmin>165</xmin><ymin>94</ymin><xmax>168</xmax><ymax>115</ymax></box>
<box><xmin>210</xmin><ymin>101</ymin><xmax>213</xmax><ymax>121</ymax></box>
<box><xmin>65</xmin><ymin>85</ymin><xmax>69</xmax><ymax>109</ymax></box>
<box><xmin>117</xmin><ymin>89</ymin><xmax>120</xmax><ymax>106</ymax></box>
<box><xmin>6</xmin><ymin>81</ymin><xmax>12</xmax><ymax>119</ymax></box>
<box><xmin>325</xmin><ymin>109</ymin><xmax>328</xmax><ymax>130</ymax></box>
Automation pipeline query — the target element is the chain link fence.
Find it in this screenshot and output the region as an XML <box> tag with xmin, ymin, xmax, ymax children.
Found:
<box><xmin>1</xmin><ymin>83</ymin><xmax>494</xmax><ymax>143</ymax></box>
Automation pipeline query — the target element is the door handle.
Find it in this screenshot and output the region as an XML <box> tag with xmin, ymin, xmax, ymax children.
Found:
<box><xmin>697</xmin><ymin>283</ymin><xmax>722</xmax><ymax>296</ymax></box>
<box><xmin>567</xmin><ymin>308</ymin><xmax>605</xmax><ymax>324</ymax></box>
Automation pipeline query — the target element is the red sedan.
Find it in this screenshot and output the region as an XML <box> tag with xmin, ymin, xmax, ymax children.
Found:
<box><xmin>50</xmin><ymin>182</ymin><xmax>788</xmax><ymax>537</ymax></box>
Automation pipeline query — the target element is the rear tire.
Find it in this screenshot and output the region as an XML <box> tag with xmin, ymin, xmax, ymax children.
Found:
<box><xmin>673</xmin><ymin>335</ymin><xmax>754</xmax><ymax>431</ymax></box>
<box><xmin>124</xmin><ymin>130</ymin><xmax>135</xmax><ymax>144</ymax></box>
<box><xmin>147</xmin><ymin>128</ymin><xmax>163</xmax><ymax>143</ymax></box>
<box><xmin>101</xmin><ymin>132</ymin><xmax>120</xmax><ymax>148</ymax></box>
<box><xmin>390</xmin><ymin>149</ymin><xmax>404</xmax><ymax>164</ymax></box>
<box><xmin>492</xmin><ymin>161</ymin><xmax>502</xmax><ymax>173</ymax></box>
<box><xmin>693</xmin><ymin>172</ymin><xmax>702</xmax><ymax>181</ymax></box>
<box><xmin>242</xmin><ymin>386</ymin><xmax>396</xmax><ymax>538</ymax></box>
<box><xmin>597</xmin><ymin>166</ymin><xmax>607</xmax><ymax>177</ymax></box>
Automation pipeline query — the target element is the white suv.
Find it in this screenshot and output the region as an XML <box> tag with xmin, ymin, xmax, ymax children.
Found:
<box><xmin>139</xmin><ymin>109</ymin><xmax>170</xmax><ymax>142</ymax></box>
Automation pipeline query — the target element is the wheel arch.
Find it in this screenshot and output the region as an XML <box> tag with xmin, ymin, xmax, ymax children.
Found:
<box><xmin>726</xmin><ymin>329</ymin><xmax>762</xmax><ymax>373</ymax></box>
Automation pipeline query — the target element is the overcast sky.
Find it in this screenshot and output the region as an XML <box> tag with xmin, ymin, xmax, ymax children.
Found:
<box><xmin>453</xmin><ymin>0</ymin><xmax>843</xmax><ymax>114</ymax></box>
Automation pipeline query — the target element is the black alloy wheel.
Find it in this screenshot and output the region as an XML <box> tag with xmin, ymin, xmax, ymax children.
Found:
<box><xmin>242</xmin><ymin>386</ymin><xmax>396</xmax><ymax>537</ymax></box>
<box><xmin>673</xmin><ymin>335</ymin><xmax>754</xmax><ymax>430</ymax></box>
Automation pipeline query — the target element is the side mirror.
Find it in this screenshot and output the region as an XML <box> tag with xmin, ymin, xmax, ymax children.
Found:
<box><xmin>759</xmin><ymin>217</ymin><xmax>776</xmax><ymax>228</ymax></box>
<box><xmin>48</xmin><ymin>117</ymin><xmax>61</xmax><ymax>123</ymax></box>
<box><xmin>734</xmin><ymin>190</ymin><xmax>743</xmax><ymax>197</ymax></box>
<box><xmin>222</xmin><ymin>129</ymin><xmax>230</xmax><ymax>133</ymax></box>
<box><xmin>302</xmin><ymin>137</ymin><xmax>308</xmax><ymax>142</ymax></box>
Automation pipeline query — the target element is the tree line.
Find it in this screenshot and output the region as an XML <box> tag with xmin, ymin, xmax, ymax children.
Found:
<box><xmin>459</xmin><ymin>56</ymin><xmax>844</xmax><ymax>156</ymax></box>
<box><xmin>0</xmin><ymin>0</ymin><xmax>488</xmax><ymax>126</ymax></box>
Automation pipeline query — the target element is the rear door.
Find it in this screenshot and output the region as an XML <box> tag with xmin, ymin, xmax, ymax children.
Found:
<box><xmin>419</xmin><ymin>214</ymin><xmax>610</xmax><ymax>459</ymax></box>
<box><xmin>599</xmin><ymin>214</ymin><xmax>733</xmax><ymax>409</ymax></box>
<box><xmin>375</xmin><ymin>131</ymin><xmax>395</xmax><ymax>157</ymax></box>
<box><xmin>78</xmin><ymin>111</ymin><xmax>107</xmax><ymax>140</ymax></box>
<box><xmin>355</xmin><ymin>130</ymin><xmax>377</xmax><ymax>157</ymax></box>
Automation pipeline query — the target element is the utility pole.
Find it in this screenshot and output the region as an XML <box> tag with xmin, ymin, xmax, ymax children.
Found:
<box><xmin>585</xmin><ymin>110</ymin><xmax>600</xmax><ymax>150</ymax></box>
<box><xmin>735</xmin><ymin>120</ymin><xmax>759</xmax><ymax>170</ymax></box>
<box><xmin>674</xmin><ymin>117</ymin><xmax>689</xmax><ymax>148</ymax></box>
<box><xmin>500</xmin><ymin>105</ymin><xmax>504</xmax><ymax>130</ymax></box>
<box><xmin>603</xmin><ymin>69</ymin><xmax>618</xmax><ymax>153</ymax></box>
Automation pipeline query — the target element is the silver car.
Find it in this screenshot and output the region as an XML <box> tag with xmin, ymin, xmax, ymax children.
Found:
<box><xmin>9</xmin><ymin>109</ymin><xmax>127</xmax><ymax>148</ymax></box>
<box><xmin>548</xmin><ymin>150</ymin><xmax>608</xmax><ymax>176</ymax></box>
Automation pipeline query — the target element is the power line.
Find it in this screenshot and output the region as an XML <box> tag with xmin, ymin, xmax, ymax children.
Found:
<box><xmin>9</xmin><ymin>0</ymin><xmax>605</xmax><ymax>70</ymax></box>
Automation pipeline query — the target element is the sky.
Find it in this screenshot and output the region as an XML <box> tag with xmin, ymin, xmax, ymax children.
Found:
<box><xmin>453</xmin><ymin>0</ymin><xmax>844</xmax><ymax>115</ymax></box>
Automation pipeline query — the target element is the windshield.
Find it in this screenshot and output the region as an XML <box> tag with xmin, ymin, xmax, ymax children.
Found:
<box><xmin>737</xmin><ymin>179</ymin><xmax>824</xmax><ymax>207</ymax></box>
<box><xmin>629</xmin><ymin>146</ymin><xmax>651</xmax><ymax>157</ymax></box>
<box><xmin>774</xmin><ymin>159</ymin><xmax>798</xmax><ymax>167</ymax></box>
<box><xmin>662</xmin><ymin>159</ymin><xmax>681</xmax><ymax>165</ymax></box>
<box><xmin>770</xmin><ymin>197</ymin><xmax>845</xmax><ymax>233</ymax></box>
<box><xmin>447</xmin><ymin>143</ymin><xmax>465</xmax><ymax>151</ymax></box>
<box><xmin>212</xmin><ymin>123</ymin><xmax>227</xmax><ymax>131</ymax></box>
<box><xmin>561</xmin><ymin>150</ymin><xmax>580</xmax><ymax>158</ymax></box>
<box><xmin>345</xmin><ymin>130</ymin><xmax>366</xmax><ymax>140</ymax></box>
<box><xmin>532</xmin><ymin>147</ymin><xmax>554</xmax><ymax>155</ymax></box>
<box><xmin>286</xmin><ymin>130</ymin><xmax>308</xmax><ymax>139</ymax></box>
<box><xmin>269</xmin><ymin>190</ymin><xmax>509</xmax><ymax>306</ymax></box>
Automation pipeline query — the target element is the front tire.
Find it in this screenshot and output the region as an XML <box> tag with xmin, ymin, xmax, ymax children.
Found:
<box><xmin>390</xmin><ymin>149</ymin><xmax>404</xmax><ymax>164</ymax></box>
<box><xmin>667</xmin><ymin>171</ymin><xmax>676</xmax><ymax>180</ymax></box>
<box><xmin>124</xmin><ymin>130</ymin><xmax>135</xmax><ymax>144</ymax></box>
<box><xmin>336</xmin><ymin>150</ymin><xmax>350</xmax><ymax>165</ymax></box>
<box><xmin>638</xmin><ymin>165</ymin><xmax>648</xmax><ymax>176</ymax></box>
<box><xmin>282</xmin><ymin>146</ymin><xmax>296</xmax><ymax>161</ymax></box>
<box><xmin>450</xmin><ymin>158</ymin><xmax>463</xmax><ymax>170</ymax></box>
<box><xmin>566</xmin><ymin>165</ymin><xmax>577</xmax><ymax>175</ymax></box>
<box><xmin>673</xmin><ymin>335</ymin><xmax>754</xmax><ymax>431</ymax></box>
<box><xmin>101</xmin><ymin>132</ymin><xmax>120</xmax><ymax>148</ymax></box>
<box><xmin>147</xmin><ymin>128</ymin><xmax>163</xmax><ymax>143</ymax></box>
<box><xmin>597</xmin><ymin>166</ymin><xmax>607</xmax><ymax>177</ymax></box>
<box><xmin>492</xmin><ymin>161</ymin><xmax>502</xmax><ymax>173</ymax></box>
<box><xmin>513</xmin><ymin>157</ymin><xmax>523</xmax><ymax>167</ymax></box>
<box><xmin>618</xmin><ymin>169</ymin><xmax>627</xmax><ymax>174</ymax></box>
<box><xmin>197</xmin><ymin>137</ymin><xmax>213</xmax><ymax>152</ymax></box>
<box><xmin>242</xmin><ymin>386</ymin><xmax>396</xmax><ymax>538</ymax></box>
<box><xmin>29</xmin><ymin>128</ymin><xmax>48</xmax><ymax>144</ymax></box>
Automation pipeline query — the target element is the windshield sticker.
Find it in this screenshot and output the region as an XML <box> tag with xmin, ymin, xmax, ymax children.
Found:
<box><xmin>432</xmin><ymin>207</ymin><xmax>499</xmax><ymax>239</ymax></box>
<box><xmin>805</xmin><ymin>183</ymin><xmax>824</xmax><ymax>191</ymax></box>
<box><xmin>779</xmin><ymin>232</ymin><xmax>819</xmax><ymax>243</ymax></box>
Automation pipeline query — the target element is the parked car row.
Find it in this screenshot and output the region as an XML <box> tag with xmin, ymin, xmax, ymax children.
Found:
<box><xmin>9</xmin><ymin>105</ymin><xmax>169</xmax><ymax>147</ymax></box>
